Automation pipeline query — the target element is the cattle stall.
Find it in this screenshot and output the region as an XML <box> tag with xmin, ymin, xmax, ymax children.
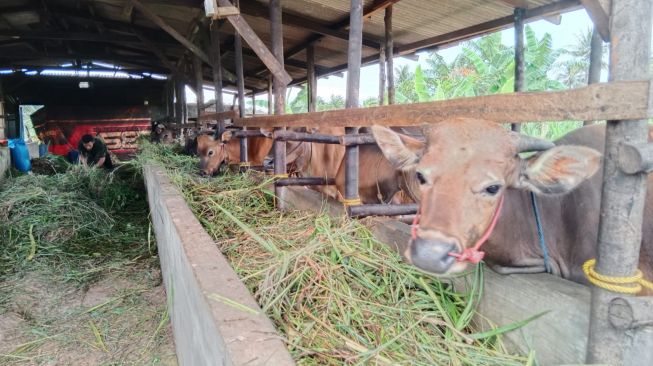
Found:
<box><xmin>1</xmin><ymin>0</ymin><xmax>651</xmax><ymax>365</ymax></box>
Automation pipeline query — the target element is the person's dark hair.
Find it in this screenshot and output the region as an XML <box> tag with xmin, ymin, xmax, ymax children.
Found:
<box><xmin>81</xmin><ymin>134</ymin><xmax>94</xmax><ymax>143</ymax></box>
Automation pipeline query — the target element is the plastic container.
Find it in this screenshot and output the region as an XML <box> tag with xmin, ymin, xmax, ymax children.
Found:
<box><xmin>8</xmin><ymin>139</ymin><xmax>31</xmax><ymax>172</ymax></box>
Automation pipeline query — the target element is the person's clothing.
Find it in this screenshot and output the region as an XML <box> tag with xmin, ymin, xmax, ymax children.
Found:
<box><xmin>78</xmin><ymin>137</ymin><xmax>114</xmax><ymax>170</ymax></box>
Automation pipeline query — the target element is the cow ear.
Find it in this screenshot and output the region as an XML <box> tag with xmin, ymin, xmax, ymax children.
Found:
<box><xmin>518</xmin><ymin>146</ymin><xmax>601</xmax><ymax>194</ymax></box>
<box><xmin>371</xmin><ymin>125</ymin><xmax>424</xmax><ymax>171</ymax></box>
<box><xmin>221</xmin><ymin>130</ymin><xmax>233</xmax><ymax>142</ymax></box>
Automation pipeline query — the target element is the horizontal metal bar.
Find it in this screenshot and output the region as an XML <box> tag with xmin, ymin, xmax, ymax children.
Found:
<box><xmin>275</xmin><ymin>177</ymin><xmax>335</xmax><ymax>186</ymax></box>
<box><xmin>347</xmin><ymin>204</ymin><xmax>419</xmax><ymax>218</ymax></box>
<box><xmin>233</xmin><ymin>130</ymin><xmax>268</xmax><ymax>138</ymax></box>
<box><xmin>273</xmin><ymin>130</ymin><xmax>340</xmax><ymax>144</ymax></box>
<box><xmin>339</xmin><ymin>133</ymin><xmax>376</xmax><ymax>146</ymax></box>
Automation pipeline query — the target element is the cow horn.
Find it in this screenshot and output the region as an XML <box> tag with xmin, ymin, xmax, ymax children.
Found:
<box><xmin>510</xmin><ymin>132</ymin><xmax>555</xmax><ymax>153</ymax></box>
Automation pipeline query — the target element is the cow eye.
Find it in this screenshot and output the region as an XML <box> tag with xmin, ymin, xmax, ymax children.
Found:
<box><xmin>208</xmin><ymin>150</ymin><xmax>214</xmax><ymax>156</ymax></box>
<box><xmin>485</xmin><ymin>184</ymin><xmax>501</xmax><ymax>195</ymax></box>
<box><xmin>416</xmin><ymin>172</ymin><xmax>427</xmax><ymax>185</ymax></box>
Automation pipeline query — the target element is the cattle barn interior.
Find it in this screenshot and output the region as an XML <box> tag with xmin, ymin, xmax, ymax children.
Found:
<box><xmin>1</xmin><ymin>0</ymin><xmax>652</xmax><ymax>366</ymax></box>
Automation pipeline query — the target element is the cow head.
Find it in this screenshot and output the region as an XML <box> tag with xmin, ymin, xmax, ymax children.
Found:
<box><xmin>371</xmin><ymin>119</ymin><xmax>601</xmax><ymax>275</ymax></box>
<box><xmin>196</xmin><ymin>131</ymin><xmax>233</xmax><ymax>176</ymax></box>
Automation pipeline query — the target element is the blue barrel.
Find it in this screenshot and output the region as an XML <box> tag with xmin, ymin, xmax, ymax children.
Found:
<box><xmin>38</xmin><ymin>144</ymin><xmax>48</xmax><ymax>157</ymax></box>
<box><xmin>8</xmin><ymin>139</ymin><xmax>32</xmax><ymax>172</ymax></box>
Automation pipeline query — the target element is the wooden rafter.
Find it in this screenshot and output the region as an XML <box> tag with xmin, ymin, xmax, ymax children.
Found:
<box><xmin>580</xmin><ymin>0</ymin><xmax>610</xmax><ymax>41</ymax></box>
<box><xmin>216</xmin><ymin>0</ymin><xmax>292</xmax><ymax>85</ymax></box>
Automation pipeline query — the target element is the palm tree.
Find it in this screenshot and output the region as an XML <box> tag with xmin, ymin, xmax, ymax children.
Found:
<box><xmin>316</xmin><ymin>95</ymin><xmax>346</xmax><ymax>111</ymax></box>
<box><xmin>555</xmin><ymin>27</ymin><xmax>608</xmax><ymax>88</ymax></box>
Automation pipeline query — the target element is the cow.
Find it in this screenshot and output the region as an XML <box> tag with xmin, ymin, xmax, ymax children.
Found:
<box><xmin>150</xmin><ymin>121</ymin><xmax>175</xmax><ymax>144</ymax></box>
<box><xmin>370</xmin><ymin>119</ymin><xmax>653</xmax><ymax>294</ymax></box>
<box><xmin>334</xmin><ymin>128</ymin><xmax>423</xmax><ymax>204</ymax></box>
<box><xmin>284</xmin><ymin>127</ymin><xmax>347</xmax><ymax>198</ymax></box>
<box><xmin>196</xmin><ymin>129</ymin><xmax>273</xmax><ymax>176</ymax></box>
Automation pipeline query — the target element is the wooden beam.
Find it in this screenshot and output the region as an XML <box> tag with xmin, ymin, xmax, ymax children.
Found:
<box><xmin>197</xmin><ymin>109</ymin><xmax>237</xmax><ymax>122</ymax></box>
<box><xmin>208</xmin><ymin>6</ymin><xmax>240</xmax><ymax>19</ymax></box>
<box><xmin>131</xmin><ymin>0</ymin><xmax>236</xmax><ymax>82</ymax></box>
<box><xmin>131</xmin><ymin>27</ymin><xmax>180</xmax><ymax>74</ymax></box>
<box><xmin>378</xmin><ymin>44</ymin><xmax>386</xmax><ymax>105</ymax></box>
<box><xmin>217</xmin><ymin>0</ymin><xmax>291</xmax><ymax>85</ymax></box>
<box><xmin>364</xmin><ymin>0</ymin><xmax>402</xmax><ymax>19</ymax></box>
<box><xmin>0</xmin><ymin>29</ymin><xmax>175</xmax><ymax>46</ymax></box>
<box><xmin>237</xmin><ymin>1</ymin><xmax>380</xmax><ymax>49</ymax></box>
<box><xmin>584</xmin><ymin>27</ymin><xmax>603</xmax><ymax>126</ymax></box>
<box><xmin>233</xmin><ymin>80</ymin><xmax>653</xmax><ymax>128</ymax></box>
<box><xmin>122</xmin><ymin>0</ymin><xmax>135</xmax><ymax>21</ymax></box>
<box><xmin>580</xmin><ymin>0</ymin><xmax>610</xmax><ymax>41</ymax></box>
<box><xmin>396</xmin><ymin>0</ymin><xmax>582</xmax><ymax>55</ymax></box>
<box><xmin>249</xmin><ymin>0</ymin><xmax>398</xmax><ymax>78</ymax></box>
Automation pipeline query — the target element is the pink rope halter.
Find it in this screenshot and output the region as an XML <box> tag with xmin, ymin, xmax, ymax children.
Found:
<box><xmin>411</xmin><ymin>195</ymin><xmax>505</xmax><ymax>264</ymax></box>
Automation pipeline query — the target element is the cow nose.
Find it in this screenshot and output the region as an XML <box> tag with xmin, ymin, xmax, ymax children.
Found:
<box><xmin>410</xmin><ymin>237</ymin><xmax>457</xmax><ymax>274</ymax></box>
<box><xmin>199</xmin><ymin>170</ymin><xmax>208</xmax><ymax>177</ymax></box>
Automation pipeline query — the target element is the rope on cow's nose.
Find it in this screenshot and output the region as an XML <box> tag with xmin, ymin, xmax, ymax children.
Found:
<box><xmin>272</xmin><ymin>173</ymin><xmax>289</xmax><ymax>179</ymax></box>
<box><xmin>582</xmin><ymin>259</ymin><xmax>653</xmax><ymax>294</ymax></box>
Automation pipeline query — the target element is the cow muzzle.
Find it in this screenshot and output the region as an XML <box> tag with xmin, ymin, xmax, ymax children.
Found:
<box><xmin>408</xmin><ymin>237</ymin><xmax>459</xmax><ymax>274</ymax></box>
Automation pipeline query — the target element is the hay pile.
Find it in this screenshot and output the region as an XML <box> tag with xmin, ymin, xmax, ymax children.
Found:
<box><xmin>139</xmin><ymin>141</ymin><xmax>533</xmax><ymax>365</ymax></box>
<box><xmin>30</xmin><ymin>154</ymin><xmax>70</xmax><ymax>175</ymax></box>
<box><xmin>0</xmin><ymin>164</ymin><xmax>176</xmax><ymax>365</ymax></box>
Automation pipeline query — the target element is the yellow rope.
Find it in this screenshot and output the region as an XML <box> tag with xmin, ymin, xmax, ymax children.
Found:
<box><xmin>273</xmin><ymin>173</ymin><xmax>289</xmax><ymax>179</ymax></box>
<box><xmin>342</xmin><ymin>198</ymin><xmax>362</xmax><ymax>206</ymax></box>
<box><xmin>239</xmin><ymin>162</ymin><xmax>251</xmax><ymax>167</ymax></box>
<box><xmin>582</xmin><ymin>259</ymin><xmax>653</xmax><ymax>294</ymax></box>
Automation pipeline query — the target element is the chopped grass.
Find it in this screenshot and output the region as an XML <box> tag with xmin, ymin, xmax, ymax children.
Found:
<box><xmin>138</xmin><ymin>141</ymin><xmax>532</xmax><ymax>365</ymax></box>
<box><xmin>0</xmin><ymin>163</ymin><xmax>176</xmax><ymax>365</ymax></box>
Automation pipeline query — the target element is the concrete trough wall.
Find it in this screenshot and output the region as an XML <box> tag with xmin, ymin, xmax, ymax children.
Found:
<box><xmin>143</xmin><ymin>164</ymin><xmax>294</xmax><ymax>366</ymax></box>
<box><xmin>0</xmin><ymin>147</ymin><xmax>9</xmax><ymax>182</ymax></box>
<box><xmin>282</xmin><ymin>186</ymin><xmax>591</xmax><ymax>366</ymax></box>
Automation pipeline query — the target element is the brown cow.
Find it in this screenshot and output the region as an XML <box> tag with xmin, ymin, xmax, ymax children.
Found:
<box><xmin>196</xmin><ymin>129</ymin><xmax>273</xmax><ymax>176</ymax></box>
<box><xmin>285</xmin><ymin>127</ymin><xmax>346</xmax><ymax>198</ymax></box>
<box><xmin>334</xmin><ymin>129</ymin><xmax>422</xmax><ymax>204</ymax></box>
<box><xmin>371</xmin><ymin>119</ymin><xmax>653</xmax><ymax>292</ymax></box>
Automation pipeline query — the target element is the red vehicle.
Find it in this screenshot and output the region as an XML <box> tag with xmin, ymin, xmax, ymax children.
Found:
<box><xmin>32</xmin><ymin>106</ymin><xmax>151</xmax><ymax>158</ymax></box>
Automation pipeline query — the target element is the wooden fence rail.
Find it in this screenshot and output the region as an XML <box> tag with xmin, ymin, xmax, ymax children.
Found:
<box><xmin>233</xmin><ymin>80</ymin><xmax>652</xmax><ymax>128</ymax></box>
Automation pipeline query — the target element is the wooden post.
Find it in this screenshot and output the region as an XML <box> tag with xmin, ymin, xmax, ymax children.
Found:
<box><xmin>193</xmin><ymin>55</ymin><xmax>203</xmax><ymax>127</ymax></box>
<box><xmin>0</xmin><ymin>78</ymin><xmax>5</xmax><ymax>140</ymax></box>
<box><xmin>174</xmin><ymin>76</ymin><xmax>186</xmax><ymax>125</ymax></box>
<box><xmin>584</xmin><ymin>27</ymin><xmax>603</xmax><ymax>126</ymax></box>
<box><xmin>344</xmin><ymin>0</ymin><xmax>364</xmax><ymax>209</ymax></box>
<box><xmin>379</xmin><ymin>44</ymin><xmax>386</xmax><ymax>105</ymax></box>
<box><xmin>307</xmin><ymin>45</ymin><xmax>317</xmax><ymax>113</ymax></box>
<box><xmin>210</xmin><ymin>21</ymin><xmax>225</xmax><ymax>135</ymax></box>
<box><xmin>270</xmin><ymin>0</ymin><xmax>287</xmax><ymax>208</ymax></box>
<box><xmin>234</xmin><ymin>0</ymin><xmax>248</xmax><ymax>164</ymax></box>
<box><xmin>512</xmin><ymin>7</ymin><xmax>525</xmax><ymax>132</ymax></box>
<box><xmin>385</xmin><ymin>5</ymin><xmax>395</xmax><ymax>105</ymax></box>
<box><xmin>587</xmin><ymin>0</ymin><xmax>653</xmax><ymax>365</ymax></box>
<box><xmin>251</xmin><ymin>94</ymin><xmax>256</xmax><ymax>115</ymax></box>
<box><xmin>267</xmin><ymin>75</ymin><xmax>273</xmax><ymax>114</ymax></box>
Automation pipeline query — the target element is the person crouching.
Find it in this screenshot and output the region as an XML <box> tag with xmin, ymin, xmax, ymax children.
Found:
<box><xmin>78</xmin><ymin>134</ymin><xmax>114</xmax><ymax>170</ymax></box>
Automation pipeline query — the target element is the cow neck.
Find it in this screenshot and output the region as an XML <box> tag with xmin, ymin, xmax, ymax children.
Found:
<box><xmin>411</xmin><ymin>195</ymin><xmax>505</xmax><ymax>265</ymax></box>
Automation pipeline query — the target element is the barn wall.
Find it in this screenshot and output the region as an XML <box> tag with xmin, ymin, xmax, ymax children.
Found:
<box><xmin>0</xmin><ymin>147</ymin><xmax>9</xmax><ymax>182</ymax></box>
<box><xmin>142</xmin><ymin>164</ymin><xmax>294</xmax><ymax>366</ymax></box>
<box><xmin>281</xmin><ymin>187</ymin><xmax>591</xmax><ymax>366</ymax></box>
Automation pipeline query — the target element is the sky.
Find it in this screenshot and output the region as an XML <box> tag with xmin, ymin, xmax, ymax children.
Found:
<box><xmin>190</xmin><ymin>8</ymin><xmax>651</xmax><ymax>107</ymax></box>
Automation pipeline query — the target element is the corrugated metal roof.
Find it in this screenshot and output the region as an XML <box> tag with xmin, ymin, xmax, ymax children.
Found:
<box><xmin>0</xmin><ymin>0</ymin><xmax>583</xmax><ymax>92</ymax></box>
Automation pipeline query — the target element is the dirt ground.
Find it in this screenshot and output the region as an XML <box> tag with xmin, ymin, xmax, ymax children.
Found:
<box><xmin>0</xmin><ymin>261</ymin><xmax>177</xmax><ymax>365</ymax></box>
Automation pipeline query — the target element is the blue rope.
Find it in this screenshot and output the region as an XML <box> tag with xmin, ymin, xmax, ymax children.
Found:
<box><xmin>530</xmin><ymin>191</ymin><xmax>551</xmax><ymax>273</ymax></box>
